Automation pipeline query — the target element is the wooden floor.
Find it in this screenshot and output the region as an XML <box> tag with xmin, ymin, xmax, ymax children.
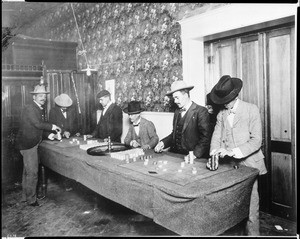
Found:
<box><xmin>1</xmin><ymin>169</ymin><xmax>297</xmax><ymax>237</ymax></box>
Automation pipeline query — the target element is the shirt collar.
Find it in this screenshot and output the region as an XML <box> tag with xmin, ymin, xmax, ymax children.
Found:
<box><xmin>182</xmin><ymin>101</ymin><xmax>192</xmax><ymax>112</ymax></box>
<box><xmin>230</xmin><ymin>98</ymin><xmax>239</xmax><ymax>113</ymax></box>
<box><xmin>103</xmin><ymin>101</ymin><xmax>112</xmax><ymax>110</ymax></box>
<box><xmin>33</xmin><ymin>100</ymin><xmax>43</xmax><ymax>110</ymax></box>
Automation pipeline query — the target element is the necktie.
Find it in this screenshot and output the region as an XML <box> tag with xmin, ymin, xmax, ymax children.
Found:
<box><xmin>133</xmin><ymin>123</ymin><xmax>139</xmax><ymax>127</ymax></box>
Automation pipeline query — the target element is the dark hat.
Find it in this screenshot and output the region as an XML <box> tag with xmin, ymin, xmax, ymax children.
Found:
<box><xmin>210</xmin><ymin>75</ymin><xmax>243</xmax><ymax>104</ymax></box>
<box><xmin>166</xmin><ymin>80</ymin><xmax>194</xmax><ymax>96</ymax></box>
<box><xmin>96</xmin><ymin>90</ymin><xmax>110</xmax><ymax>98</ymax></box>
<box><xmin>123</xmin><ymin>101</ymin><xmax>144</xmax><ymax>114</ymax></box>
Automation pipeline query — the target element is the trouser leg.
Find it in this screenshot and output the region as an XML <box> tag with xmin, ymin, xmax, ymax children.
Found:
<box><xmin>20</xmin><ymin>144</ymin><xmax>39</xmax><ymax>204</ymax></box>
<box><xmin>246</xmin><ymin>179</ymin><xmax>260</xmax><ymax>236</ymax></box>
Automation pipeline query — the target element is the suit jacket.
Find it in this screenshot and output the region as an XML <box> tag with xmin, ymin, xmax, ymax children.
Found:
<box><xmin>91</xmin><ymin>103</ymin><xmax>123</xmax><ymax>142</ymax></box>
<box><xmin>47</xmin><ymin>105</ymin><xmax>79</xmax><ymax>136</ymax></box>
<box><xmin>161</xmin><ymin>102</ymin><xmax>211</xmax><ymax>158</ymax></box>
<box><xmin>16</xmin><ymin>102</ymin><xmax>53</xmax><ymax>150</ymax></box>
<box><xmin>210</xmin><ymin>100</ymin><xmax>267</xmax><ymax>175</ymax></box>
<box><xmin>124</xmin><ymin>117</ymin><xmax>159</xmax><ymax>148</ymax></box>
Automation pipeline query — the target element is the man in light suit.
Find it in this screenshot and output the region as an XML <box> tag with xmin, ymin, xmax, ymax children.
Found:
<box><xmin>124</xmin><ymin>101</ymin><xmax>159</xmax><ymax>150</ymax></box>
<box><xmin>89</xmin><ymin>90</ymin><xmax>123</xmax><ymax>142</ymax></box>
<box><xmin>154</xmin><ymin>81</ymin><xmax>211</xmax><ymax>159</ymax></box>
<box><xmin>208</xmin><ymin>75</ymin><xmax>267</xmax><ymax>236</ymax></box>
<box><xmin>16</xmin><ymin>84</ymin><xmax>61</xmax><ymax>206</ymax></box>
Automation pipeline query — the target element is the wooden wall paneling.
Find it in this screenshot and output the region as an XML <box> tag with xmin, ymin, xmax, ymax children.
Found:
<box><xmin>268</xmin><ymin>31</ymin><xmax>291</xmax><ymax>141</ymax></box>
<box><xmin>240</xmin><ymin>34</ymin><xmax>260</xmax><ymax>106</ymax></box>
<box><xmin>271</xmin><ymin>152</ymin><xmax>293</xmax><ymax>206</ymax></box>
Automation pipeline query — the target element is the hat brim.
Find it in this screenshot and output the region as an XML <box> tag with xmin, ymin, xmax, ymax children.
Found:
<box><xmin>30</xmin><ymin>91</ymin><xmax>50</xmax><ymax>94</ymax></box>
<box><xmin>210</xmin><ymin>78</ymin><xmax>242</xmax><ymax>104</ymax></box>
<box><xmin>166</xmin><ymin>86</ymin><xmax>194</xmax><ymax>96</ymax></box>
<box><xmin>123</xmin><ymin>108</ymin><xmax>144</xmax><ymax>114</ymax></box>
<box><xmin>55</xmin><ymin>102</ymin><xmax>73</xmax><ymax>107</ymax></box>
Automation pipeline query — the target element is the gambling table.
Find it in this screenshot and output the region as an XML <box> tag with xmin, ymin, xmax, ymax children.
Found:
<box><xmin>38</xmin><ymin>137</ymin><xmax>259</xmax><ymax>236</ymax></box>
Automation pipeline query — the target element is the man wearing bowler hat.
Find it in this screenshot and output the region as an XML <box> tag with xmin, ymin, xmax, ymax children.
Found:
<box><xmin>123</xmin><ymin>101</ymin><xmax>159</xmax><ymax>150</ymax></box>
<box><xmin>89</xmin><ymin>89</ymin><xmax>123</xmax><ymax>142</ymax></box>
<box><xmin>47</xmin><ymin>93</ymin><xmax>80</xmax><ymax>140</ymax></box>
<box><xmin>208</xmin><ymin>75</ymin><xmax>267</xmax><ymax>236</ymax></box>
<box><xmin>154</xmin><ymin>80</ymin><xmax>211</xmax><ymax>159</ymax></box>
<box><xmin>16</xmin><ymin>84</ymin><xmax>62</xmax><ymax>206</ymax></box>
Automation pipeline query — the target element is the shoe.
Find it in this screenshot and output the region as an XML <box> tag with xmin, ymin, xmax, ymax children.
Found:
<box><xmin>37</xmin><ymin>194</ymin><xmax>46</xmax><ymax>200</ymax></box>
<box><xmin>28</xmin><ymin>201</ymin><xmax>40</xmax><ymax>207</ymax></box>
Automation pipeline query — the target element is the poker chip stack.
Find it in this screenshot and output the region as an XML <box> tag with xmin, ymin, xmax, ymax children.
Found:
<box><xmin>110</xmin><ymin>148</ymin><xmax>145</xmax><ymax>160</ymax></box>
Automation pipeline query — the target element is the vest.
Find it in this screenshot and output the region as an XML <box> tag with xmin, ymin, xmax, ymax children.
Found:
<box><xmin>172</xmin><ymin>113</ymin><xmax>188</xmax><ymax>155</ymax></box>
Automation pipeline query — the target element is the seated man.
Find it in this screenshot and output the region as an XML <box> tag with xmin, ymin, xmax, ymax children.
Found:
<box><xmin>123</xmin><ymin>101</ymin><xmax>159</xmax><ymax>150</ymax></box>
<box><xmin>154</xmin><ymin>80</ymin><xmax>211</xmax><ymax>159</ymax></box>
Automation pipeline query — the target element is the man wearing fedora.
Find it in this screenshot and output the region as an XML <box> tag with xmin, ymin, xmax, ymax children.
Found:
<box><xmin>16</xmin><ymin>84</ymin><xmax>62</xmax><ymax>206</ymax></box>
<box><xmin>154</xmin><ymin>80</ymin><xmax>211</xmax><ymax>159</ymax></box>
<box><xmin>208</xmin><ymin>75</ymin><xmax>267</xmax><ymax>236</ymax></box>
<box><xmin>89</xmin><ymin>89</ymin><xmax>123</xmax><ymax>142</ymax></box>
<box><xmin>124</xmin><ymin>101</ymin><xmax>159</xmax><ymax>150</ymax></box>
<box><xmin>47</xmin><ymin>93</ymin><xmax>80</xmax><ymax>140</ymax></box>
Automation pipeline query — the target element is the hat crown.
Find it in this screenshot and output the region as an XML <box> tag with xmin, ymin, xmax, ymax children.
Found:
<box><xmin>166</xmin><ymin>81</ymin><xmax>194</xmax><ymax>96</ymax></box>
<box><xmin>214</xmin><ymin>75</ymin><xmax>235</xmax><ymax>97</ymax></box>
<box><xmin>97</xmin><ymin>90</ymin><xmax>110</xmax><ymax>98</ymax></box>
<box><xmin>125</xmin><ymin>101</ymin><xmax>143</xmax><ymax>114</ymax></box>
<box><xmin>31</xmin><ymin>84</ymin><xmax>49</xmax><ymax>94</ymax></box>
<box><xmin>54</xmin><ymin>93</ymin><xmax>73</xmax><ymax>107</ymax></box>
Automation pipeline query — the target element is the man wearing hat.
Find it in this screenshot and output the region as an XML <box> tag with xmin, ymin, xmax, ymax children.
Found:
<box><xmin>124</xmin><ymin>101</ymin><xmax>159</xmax><ymax>150</ymax></box>
<box><xmin>89</xmin><ymin>89</ymin><xmax>123</xmax><ymax>142</ymax></box>
<box><xmin>154</xmin><ymin>80</ymin><xmax>211</xmax><ymax>159</ymax></box>
<box><xmin>208</xmin><ymin>75</ymin><xmax>267</xmax><ymax>236</ymax></box>
<box><xmin>16</xmin><ymin>84</ymin><xmax>62</xmax><ymax>206</ymax></box>
<box><xmin>47</xmin><ymin>93</ymin><xmax>80</xmax><ymax>140</ymax></box>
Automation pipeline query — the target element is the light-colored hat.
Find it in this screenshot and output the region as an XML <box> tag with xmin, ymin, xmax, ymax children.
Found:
<box><xmin>54</xmin><ymin>93</ymin><xmax>73</xmax><ymax>107</ymax></box>
<box><xmin>166</xmin><ymin>81</ymin><xmax>194</xmax><ymax>96</ymax></box>
<box><xmin>30</xmin><ymin>84</ymin><xmax>50</xmax><ymax>94</ymax></box>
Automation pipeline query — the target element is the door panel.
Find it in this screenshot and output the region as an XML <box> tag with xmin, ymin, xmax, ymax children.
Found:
<box><xmin>267</xmin><ymin>27</ymin><xmax>295</xmax><ymax>220</ymax></box>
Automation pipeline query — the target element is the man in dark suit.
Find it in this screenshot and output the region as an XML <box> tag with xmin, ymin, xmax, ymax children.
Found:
<box><xmin>154</xmin><ymin>81</ymin><xmax>211</xmax><ymax>159</ymax></box>
<box><xmin>16</xmin><ymin>84</ymin><xmax>61</xmax><ymax>206</ymax></box>
<box><xmin>47</xmin><ymin>93</ymin><xmax>80</xmax><ymax>191</ymax></box>
<box><xmin>47</xmin><ymin>93</ymin><xmax>80</xmax><ymax>139</ymax></box>
<box><xmin>89</xmin><ymin>90</ymin><xmax>123</xmax><ymax>142</ymax></box>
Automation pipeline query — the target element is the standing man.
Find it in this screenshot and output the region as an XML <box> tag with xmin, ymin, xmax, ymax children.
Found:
<box><xmin>124</xmin><ymin>101</ymin><xmax>159</xmax><ymax>150</ymax></box>
<box><xmin>48</xmin><ymin>93</ymin><xmax>80</xmax><ymax>139</ymax></box>
<box><xmin>89</xmin><ymin>90</ymin><xmax>123</xmax><ymax>142</ymax></box>
<box><xmin>16</xmin><ymin>84</ymin><xmax>61</xmax><ymax>206</ymax></box>
<box><xmin>208</xmin><ymin>75</ymin><xmax>267</xmax><ymax>236</ymax></box>
<box><xmin>154</xmin><ymin>81</ymin><xmax>211</xmax><ymax>159</ymax></box>
<box><xmin>47</xmin><ymin>93</ymin><xmax>80</xmax><ymax>191</ymax></box>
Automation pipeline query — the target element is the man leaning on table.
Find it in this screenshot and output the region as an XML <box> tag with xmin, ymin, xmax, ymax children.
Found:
<box><xmin>154</xmin><ymin>80</ymin><xmax>211</xmax><ymax>159</ymax></box>
<box><xmin>207</xmin><ymin>75</ymin><xmax>267</xmax><ymax>236</ymax></box>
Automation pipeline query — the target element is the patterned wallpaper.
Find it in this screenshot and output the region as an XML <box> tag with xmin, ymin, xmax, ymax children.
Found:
<box><xmin>22</xmin><ymin>3</ymin><xmax>223</xmax><ymax>112</ymax></box>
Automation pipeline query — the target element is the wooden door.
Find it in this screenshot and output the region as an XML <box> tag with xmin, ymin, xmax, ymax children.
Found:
<box><xmin>266</xmin><ymin>27</ymin><xmax>295</xmax><ymax>220</ymax></box>
<box><xmin>204</xmin><ymin>25</ymin><xmax>295</xmax><ymax>220</ymax></box>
